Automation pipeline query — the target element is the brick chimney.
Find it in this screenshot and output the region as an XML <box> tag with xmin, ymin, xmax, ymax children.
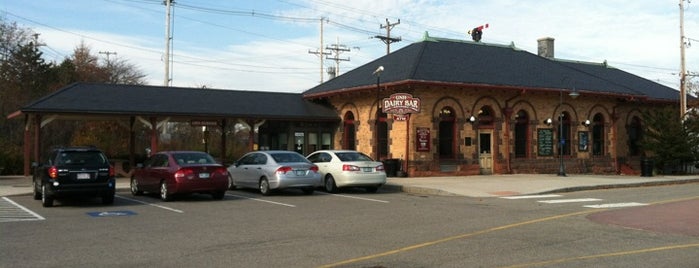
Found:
<box><xmin>537</xmin><ymin>37</ymin><xmax>555</xmax><ymax>58</ymax></box>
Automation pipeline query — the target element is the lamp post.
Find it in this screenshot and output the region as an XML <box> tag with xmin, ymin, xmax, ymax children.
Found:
<box><xmin>373</xmin><ymin>66</ymin><xmax>384</xmax><ymax>160</ymax></box>
<box><xmin>558</xmin><ymin>83</ymin><xmax>579</xmax><ymax>177</ymax></box>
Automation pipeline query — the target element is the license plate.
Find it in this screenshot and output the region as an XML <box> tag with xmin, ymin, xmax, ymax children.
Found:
<box><xmin>199</xmin><ymin>173</ymin><xmax>210</xmax><ymax>179</ymax></box>
<box><xmin>295</xmin><ymin>170</ymin><xmax>306</xmax><ymax>176</ymax></box>
<box><xmin>362</xmin><ymin>167</ymin><xmax>373</xmax><ymax>172</ymax></box>
<box><xmin>77</xmin><ymin>173</ymin><xmax>91</xmax><ymax>179</ymax></box>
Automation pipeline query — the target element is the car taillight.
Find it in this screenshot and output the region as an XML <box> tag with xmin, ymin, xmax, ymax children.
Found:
<box><xmin>376</xmin><ymin>164</ymin><xmax>385</xmax><ymax>171</ymax></box>
<box><xmin>276</xmin><ymin>166</ymin><xmax>293</xmax><ymax>174</ymax></box>
<box><xmin>174</xmin><ymin>168</ymin><xmax>194</xmax><ymax>179</ymax></box>
<box><xmin>48</xmin><ymin>166</ymin><xmax>58</xmax><ymax>179</ymax></box>
<box><xmin>309</xmin><ymin>165</ymin><xmax>319</xmax><ymax>173</ymax></box>
<box><xmin>214</xmin><ymin>167</ymin><xmax>228</xmax><ymax>176</ymax></box>
<box><xmin>342</xmin><ymin>164</ymin><xmax>360</xmax><ymax>171</ymax></box>
<box><xmin>109</xmin><ymin>165</ymin><xmax>115</xmax><ymax>177</ymax></box>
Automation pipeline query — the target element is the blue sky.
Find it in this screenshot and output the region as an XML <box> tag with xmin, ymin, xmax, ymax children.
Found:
<box><xmin>2</xmin><ymin>0</ymin><xmax>697</xmax><ymax>93</ymax></box>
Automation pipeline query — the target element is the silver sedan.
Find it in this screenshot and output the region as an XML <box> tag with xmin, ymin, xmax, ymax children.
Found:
<box><xmin>306</xmin><ymin>150</ymin><xmax>387</xmax><ymax>193</ymax></box>
<box><xmin>228</xmin><ymin>151</ymin><xmax>321</xmax><ymax>195</ymax></box>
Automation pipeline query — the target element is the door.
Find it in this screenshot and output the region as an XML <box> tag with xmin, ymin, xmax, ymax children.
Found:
<box><xmin>478</xmin><ymin>132</ymin><xmax>493</xmax><ymax>175</ymax></box>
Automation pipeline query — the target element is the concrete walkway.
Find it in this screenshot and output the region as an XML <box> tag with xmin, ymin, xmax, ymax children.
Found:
<box><xmin>2</xmin><ymin>174</ymin><xmax>699</xmax><ymax>198</ymax></box>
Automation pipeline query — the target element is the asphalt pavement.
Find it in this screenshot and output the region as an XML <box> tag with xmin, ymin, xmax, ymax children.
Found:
<box><xmin>3</xmin><ymin>174</ymin><xmax>699</xmax><ymax>198</ymax></box>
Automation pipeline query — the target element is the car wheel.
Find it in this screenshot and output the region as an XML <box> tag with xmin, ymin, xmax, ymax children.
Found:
<box><xmin>130</xmin><ymin>177</ymin><xmax>143</xmax><ymax>196</ymax></box>
<box><xmin>259</xmin><ymin>178</ymin><xmax>271</xmax><ymax>196</ymax></box>
<box><xmin>324</xmin><ymin>175</ymin><xmax>338</xmax><ymax>193</ymax></box>
<box><xmin>302</xmin><ymin>187</ymin><xmax>314</xmax><ymax>195</ymax></box>
<box><xmin>365</xmin><ymin>186</ymin><xmax>379</xmax><ymax>193</ymax></box>
<box><xmin>211</xmin><ymin>191</ymin><xmax>226</xmax><ymax>200</ymax></box>
<box><xmin>41</xmin><ymin>184</ymin><xmax>53</xmax><ymax>207</ymax></box>
<box><xmin>102</xmin><ymin>192</ymin><xmax>115</xmax><ymax>205</ymax></box>
<box><xmin>32</xmin><ymin>179</ymin><xmax>41</xmax><ymax>200</ymax></box>
<box><xmin>160</xmin><ymin>181</ymin><xmax>172</xmax><ymax>202</ymax></box>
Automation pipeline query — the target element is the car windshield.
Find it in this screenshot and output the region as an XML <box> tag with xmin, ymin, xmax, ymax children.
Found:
<box><xmin>270</xmin><ymin>153</ymin><xmax>309</xmax><ymax>163</ymax></box>
<box><xmin>335</xmin><ymin>152</ymin><xmax>373</xmax><ymax>162</ymax></box>
<box><xmin>173</xmin><ymin>152</ymin><xmax>216</xmax><ymax>165</ymax></box>
<box><xmin>56</xmin><ymin>151</ymin><xmax>107</xmax><ymax>165</ymax></box>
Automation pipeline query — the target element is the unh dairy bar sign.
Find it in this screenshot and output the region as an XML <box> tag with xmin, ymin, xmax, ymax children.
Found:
<box><xmin>382</xmin><ymin>93</ymin><xmax>420</xmax><ymax>121</ymax></box>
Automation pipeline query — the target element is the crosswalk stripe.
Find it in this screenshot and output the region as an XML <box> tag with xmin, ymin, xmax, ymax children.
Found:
<box><xmin>583</xmin><ymin>202</ymin><xmax>648</xmax><ymax>209</ymax></box>
<box><xmin>500</xmin><ymin>194</ymin><xmax>562</xmax><ymax>200</ymax></box>
<box><xmin>538</xmin><ymin>198</ymin><xmax>602</xmax><ymax>204</ymax></box>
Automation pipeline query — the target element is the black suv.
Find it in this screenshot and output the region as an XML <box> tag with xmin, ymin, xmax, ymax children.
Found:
<box><xmin>32</xmin><ymin>146</ymin><xmax>116</xmax><ymax>207</ymax></box>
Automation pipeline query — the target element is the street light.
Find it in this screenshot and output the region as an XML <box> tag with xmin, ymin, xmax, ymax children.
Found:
<box><xmin>373</xmin><ymin>66</ymin><xmax>384</xmax><ymax>160</ymax></box>
<box><xmin>557</xmin><ymin>81</ymin><xmax>579</xmax><ymax>177</ymax></box>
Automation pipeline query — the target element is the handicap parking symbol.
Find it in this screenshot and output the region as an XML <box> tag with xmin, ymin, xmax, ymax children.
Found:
<box><xmin>87</xmin><ymin>210</ymin><xmax>137</xmax><ymax>217</ymax></box>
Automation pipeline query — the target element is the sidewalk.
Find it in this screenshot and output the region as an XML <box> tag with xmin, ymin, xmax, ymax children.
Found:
<box><xmin>2</xmin><ymin>174</ymin><xmax>699</xmax><ymax>198</ymax></box>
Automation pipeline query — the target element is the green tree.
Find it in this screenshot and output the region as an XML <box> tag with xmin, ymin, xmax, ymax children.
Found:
<box><xmin>641</xmin><ymin>107</ymin><xmax>699</xmax><ymax>174</ymax></box>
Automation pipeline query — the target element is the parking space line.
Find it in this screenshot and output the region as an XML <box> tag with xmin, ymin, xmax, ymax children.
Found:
<box><xmin>226</xmin><ymin>194</ymin><xmax>296</xmax><ymax>207</ymax></box>
<box><xmin>115</xmin><ymin>195</ymin><xmax>184</xmax><ymax>213</ymax></box>
<box><xmin>317</xmin><ymin>192</ymin><xmax>390</xmax><ymax>203</ymax></box>
<box><xmin>1</xmin><ymin>197</ymin><xmax>45</xmax><ymax>222</ymax></box>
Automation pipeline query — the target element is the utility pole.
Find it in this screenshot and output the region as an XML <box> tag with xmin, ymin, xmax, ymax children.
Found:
<box><xmin>99</xmin><ymin>51</ymin><xmax>117</xmax><ymax>63</ymax></box>
<box><xmin>308</xmin><ymin>17</ymin><xmax>330</xmax><ymax>83</ymax></box>
<box><xmin>164</xmin><ymin>0</ymin><xmax>174</xmax><ymax>87</ymax></box>
<box><xmin>375</xmin><ymin>18</ymin><xmax>401</xmax><ymax>55</ymax></box>
<box><xmin>325</xmin><ymin>37</ymin><xmax>350</xmax><ymax>79</ymax></box>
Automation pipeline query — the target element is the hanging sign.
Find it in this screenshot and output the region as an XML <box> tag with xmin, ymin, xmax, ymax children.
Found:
<box><xmin>382</xmin><ymin>93</ymin><xmax>421</xmax><ymax>115</ymax></box>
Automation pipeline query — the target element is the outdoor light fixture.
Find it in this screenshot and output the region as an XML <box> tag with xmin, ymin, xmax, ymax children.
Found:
<box><xmin>468</xmin><ymin>115</ymin><xmax>477</xmax><ymax>123</ymax></box>
<box><xmin>545</xmin><ymin>118</ymin><xmax>553</xmax><ymax>125</ymax></box>
<box><xmin>374</xmin><ymin>66</ymin><xmax>384</xmax><ymax>160</ymax></box>
<box><xmin>582</xmin><ymin>119</ymin><xmax>591</xmax><ymax>127</ymax></box>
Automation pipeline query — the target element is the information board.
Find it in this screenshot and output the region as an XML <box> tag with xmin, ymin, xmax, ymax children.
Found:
<box><xmin>537</xmin><ymin>128</ymin><xmax>554</xmax><ymax>156</ymax></box>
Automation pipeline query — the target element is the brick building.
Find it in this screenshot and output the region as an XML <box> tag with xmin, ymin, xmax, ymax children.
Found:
<box><xmin>13</xmin><ymin>34</ymin><xmax>680</xmax><ymax>177</ymax></box>
<box><xmin>302</xmin><ymin>34</ymin><xmax>679</xmax><ymax>176</ymax></box>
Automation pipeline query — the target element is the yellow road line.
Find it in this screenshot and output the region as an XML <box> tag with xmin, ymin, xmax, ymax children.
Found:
<box><xmin>318</xmin><ymin>196</ymin><xmax>699</xmax><ymax>268</ymax></box>
<box><xmin>501</xmin><ymin>243</ymin><xmax>699</xmax><ymax>268</ymax></box>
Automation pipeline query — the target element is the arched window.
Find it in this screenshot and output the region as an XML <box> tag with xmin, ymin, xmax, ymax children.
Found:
<box><xmin>514</xmin><ymin>110</ymin><xmax>529</xmax><ymax>158</ymax></box>
<box><xmin>343</xmin><ymin>112</ymin><xmax>356</xmax><ymax>150</ymax></box>
<box><xmin>477</xmin><ymin>106</ymin><xmax>495</xmax><ymax>126</ymax></box>
<box><xmin>439</xmin><ymin>107</ymin><xmax>456</xmax><ymax>159</ymax></box>
<box><xmin>558</xmin><ymin>112</ymin><xmax>572</xmax><ymax>156</ymax></box>
<box><xmin>592</xmin><ymin>113</ymin><xmax>604</xmax><ymax>156</ymax></box>
<box><xmin>628</xmin><ymin>116</ymin><xmax>643</xmax><ymax>156</ymax></box>
<box><xmin>376</xmin><ymin>110</ymin><xmax>388</xmax><ymax>160</ymax></box>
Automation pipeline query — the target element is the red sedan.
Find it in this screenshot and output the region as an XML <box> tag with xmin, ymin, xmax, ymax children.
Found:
<box><xmin>131</xmin><ymin>151</ymin><xmax>229</xmax><ymax>201</ymax></box>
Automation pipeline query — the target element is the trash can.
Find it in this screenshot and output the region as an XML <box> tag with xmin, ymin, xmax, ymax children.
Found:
<box><xmin>382</xmin><ymin>159</ymin><xmax>399</xmax><ymax>177</ymax></box>
<box><xmin>641</xmin><ymin>158</ymin><xmax>653</xmax><ymax>177</ymax></box>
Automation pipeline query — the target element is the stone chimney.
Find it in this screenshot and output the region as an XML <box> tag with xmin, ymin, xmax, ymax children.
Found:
<box><xmin>537</xmin><ymin>37</ymin><xmax>555</xmax><ymax>58</ymax></box>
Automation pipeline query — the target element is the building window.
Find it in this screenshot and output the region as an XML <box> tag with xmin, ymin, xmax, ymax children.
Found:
<box><xmin>321</xmin><ymin>132</ymin><xmax>332</xmax><ymax>150</ymax></box>
<box><xmin>592</xmin><ymin>113</ymin><xmax>605</xmax><ymax>156</ymax></box>
<box><xmin>343</xmin><ymin>111</ymin><xmax>356</xmax><ymax>150</ymax></box>
<box><xmin>477</xmin><ymin>106</ymin><xmax>495</xmax><ymax>126</ymax></box>
<box><xmin>628</xmin><ymin>116</ymin><xmax>642</xmax><ymax>156</ymax></box>
<box><xmin>439</xmin><ymin>107</ymin><xmax>456</xmax><ymax>158</ymax></box>
<box><xmin>514</xmin><ymin>110</ymin><xmax>529</xmax><ymax>158</ymax></box>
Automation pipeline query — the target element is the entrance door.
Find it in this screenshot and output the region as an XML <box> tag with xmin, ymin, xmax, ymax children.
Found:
<box><xmin>478</xmin><ymin>132</ymin><xmax>493</xmax><ymax>175</ymax></box>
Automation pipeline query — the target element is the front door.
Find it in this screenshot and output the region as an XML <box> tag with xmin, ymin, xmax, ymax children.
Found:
<box><xmin>478</xmin><ymin>132</ymin><xmax>493</xmax><ymax>175</ymax></box>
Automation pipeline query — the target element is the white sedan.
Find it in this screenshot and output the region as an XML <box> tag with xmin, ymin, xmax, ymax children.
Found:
<box><xmin>306</xmin><ymin>150</ymin><xmax>387</xmax><ymax>193</ymax></box>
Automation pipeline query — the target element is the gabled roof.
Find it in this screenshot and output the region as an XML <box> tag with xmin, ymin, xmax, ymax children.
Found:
<box><xmin>16</xmin><ymin>83</ymin><xmax>339</xmax><ymax>121</ymax></box>
<box><xmin>303</xmin><ymin>35</ymin><xmax>678</xmax><ymax>102</ymax></box>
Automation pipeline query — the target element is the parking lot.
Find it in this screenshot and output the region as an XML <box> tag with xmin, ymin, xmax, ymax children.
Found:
<box><xmin>3</xmin><ymin>178</ymin><xmax>699</xmax><ymax>267</ymax></box>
